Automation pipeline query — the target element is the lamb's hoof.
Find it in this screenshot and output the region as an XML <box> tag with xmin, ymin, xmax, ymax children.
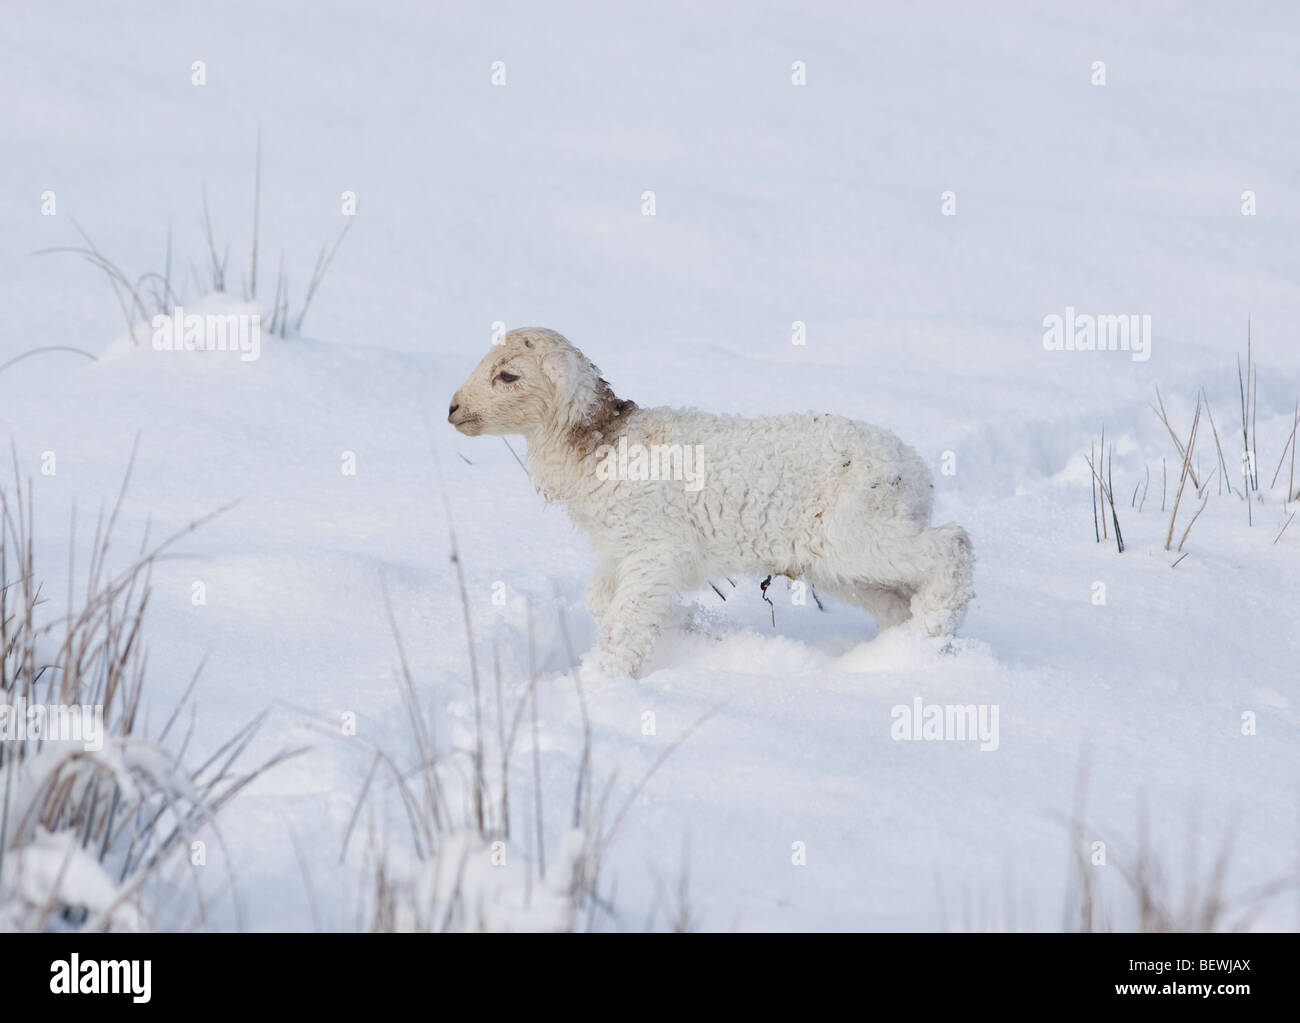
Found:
<box><xmin>594</xmin><ymin>649</ymin><xmax>645</xmax><ymax>681</ymax></box>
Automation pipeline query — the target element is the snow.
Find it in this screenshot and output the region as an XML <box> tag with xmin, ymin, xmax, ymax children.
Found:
<box><xmin>1</xmin><ymin>0</ymin><xmax>1298</xmax><ymax>931</ymax></box>
<box><xmin>1</xmin><ymin>829</ymin><xmax>146</xmax><ymax>933</ymax></box>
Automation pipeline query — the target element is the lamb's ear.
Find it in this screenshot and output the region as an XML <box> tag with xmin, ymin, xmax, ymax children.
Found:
<box><xmin>541</xmin><ymin>347</ymin><xmax>595</xmax><ymax>409</ymax></box>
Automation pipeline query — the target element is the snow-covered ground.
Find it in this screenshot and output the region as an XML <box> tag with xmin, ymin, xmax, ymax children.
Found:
<box><xmin>2</xmin><ymin>0</ymin><xmax>1298</xmax><ymax>931</ymax></box>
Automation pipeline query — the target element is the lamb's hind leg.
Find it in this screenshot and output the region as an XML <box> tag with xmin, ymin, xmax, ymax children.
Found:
<box><xmin>838</xmin><ymin>523</ymin><xmax>974</xmax><ymax>638</ymax></box>
<box><xmin>818</xmin><ymin>579</ymin><xmax>914</xmax><ymax>631</ymax></box>
<box><xmin>903</xmin><ymin>523</ymin><xmax>975</xmax><ymax>637</ymax></box>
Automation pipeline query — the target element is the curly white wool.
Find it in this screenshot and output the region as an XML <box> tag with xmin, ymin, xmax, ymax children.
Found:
<box><xmin>449</xmin><ymin>328</ymin><xmax>975</xmax><ymax>678</ymax></box>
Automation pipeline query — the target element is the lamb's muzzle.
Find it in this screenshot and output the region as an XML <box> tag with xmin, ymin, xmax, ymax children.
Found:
<box><xmin>449</xmin><ymin>327</ymin><xmax>975</xmax><ymax>679</ymax></box>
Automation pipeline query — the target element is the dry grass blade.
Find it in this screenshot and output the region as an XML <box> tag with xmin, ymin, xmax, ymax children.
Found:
<box><xmin>1201</xmin><ymin>390</ymin><xmax>1233</xmax><ymax>497</ymax></box>
<box><xmin>1107</xmin><ymin>444</ymin><xmax>1124</xmax><ymax>553</ymax></box>
<box><xmin>1153</xmin><ymin>388</ymin><xmax>1201</xmax><ymax>489</ymax></box>
<box><xmin>201</xmin><ymin>182</ymin><xmax>225</xmax><ymax>292</ymax></box>
<box><xmin>1269</xmin><ymin>400</ymin><xmax>1299</xmax><ymax>490</ymax></box>
<box><xmin>1176</xmin><ymin>496</ymin><xmax>1208</xmax><ymax>553</ymax></box>
<box><xmin>1090</xmin><ymin>440</ymin><xmax>1099</xmax><ymax>541</ymax></box>
<box><xmin>0</xmin><ymin>346</ymin><xmax>98</xmax><ymax>379</ymax></box>
<box><xmin>1084</xmin><ymin>443</ymin><xmax>1123</xmax><ymax>553</ymax></box>
<box><xmin>293</xmin><ymin>219</ymin><xmax>353</xmax><ymax>335</ymax></box>
<box><xmin>249</xmin><ymin>123</ymin><xmax>261</xmax><ymax>300</ymax></box>
<box><xmin>1164</xmin><ymin>396</ymin><xmax>1201</xmax><ymax>551</ymax></box>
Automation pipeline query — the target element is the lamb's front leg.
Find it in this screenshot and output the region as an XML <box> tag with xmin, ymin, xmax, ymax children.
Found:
<box><xmin>585</xmin><ymin>558</ymin><xmax>618</xmax><ymax>621</ymax></box>
<box><xmin>585</xmin><ymin>558</ymin><xmax>620</xmax><ymax>658</ymax></box>
<box><xmin>597</xmin><ymin>553</ymin><xmax>680</xmax><ymax>679</ymax></box>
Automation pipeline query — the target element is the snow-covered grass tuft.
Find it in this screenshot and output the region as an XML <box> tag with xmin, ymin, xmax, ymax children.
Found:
<box><xmin>349</xmin><ymin>514</ymin><xmax>710</xmax><ymax>932</ymax></box>
<box><xmin>4</xmin><ymin>132</ymin><xmax>351</xmax><ymax>380</ymax></box>
<box><xmin>939</xmin><ymin>766</ymin><xmax>1297</xmax><ymax>933</ymax></box>
<box><xmin>0</xmin><ymin>451</ymin><xmax>299</xmax><ymax>931</ymax></box>
<box><xmin>1062</xmin><ymin>787</ymin><xmax>1296</xmax><ymax>934</ymax></box>
<box><xmin>1091</xmin><ymin>329</ymin><xmax>1300</xmax><ymax>567</ymax></box>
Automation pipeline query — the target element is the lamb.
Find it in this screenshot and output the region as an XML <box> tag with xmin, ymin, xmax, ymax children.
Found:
<box><xmin>448</xmin><ymin>327</ymin><xmax>974</xmax><ymax>679</ymax></box>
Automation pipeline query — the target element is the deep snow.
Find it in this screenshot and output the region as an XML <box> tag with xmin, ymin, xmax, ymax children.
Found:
<box><xmin>1</xmin><ymin>0</ymin><xmax>1298</xmax><ymax>930</ymax></box>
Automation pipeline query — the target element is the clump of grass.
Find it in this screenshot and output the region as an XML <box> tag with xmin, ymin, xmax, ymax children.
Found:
<box><xmin>352</xmin><ymin>591</ymin><xmax>711</xmax><ymax>932</ymax></box>
<box><xmin>1058</xmin><ymin>756</ymin><xmax>1295</xmax><ymax>933</ymax></box>
<box><xmin>1065</xmin><ymin>798</ymin><xmax>1293</xmax><ymax>933</ymax></box>
<box><xmin>1109</xmin><ymin>320</ymin><xmax>1299</xmax><ymax>565</ymax></box>
<box><xmin>0</xmin><ymin>448</ymin><xmax>297</xmax><ymax>931</ymax></box>
<box><xmin>4</xmin><ymin>128</ymin><xmax>353</xmax><ymax>381</ymax></box>
<box><xmin>346</xmin><ymin>451</ymin><xmax>713</xmax><ymax>932</ymax></box>
<box><xmin>941</xmin><ymin>759</ymin><xmax>1295</xmax><ymax>932</ymax></box>
<box><xmin>1086</xmin><ymin>429</ymin><xmax>1124</xmax><ymax>553</ymax></box>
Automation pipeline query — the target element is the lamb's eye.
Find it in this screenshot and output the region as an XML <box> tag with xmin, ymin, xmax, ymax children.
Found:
<box><xmin>497</xmin><ymin>371</ymin><xmax>519</xmax><ymax>383</ymax></box>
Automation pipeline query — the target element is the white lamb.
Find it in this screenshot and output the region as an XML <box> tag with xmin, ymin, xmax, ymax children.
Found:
<box><xmin>449</xmin><ymin>328</ymin><xmax>974</xmax><ymax>678</ymax></box>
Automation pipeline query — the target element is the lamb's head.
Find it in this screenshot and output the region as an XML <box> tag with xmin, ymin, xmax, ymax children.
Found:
<box><xmin>448</xmin><ymin>327</ymin><xmax>634</xmax><ymax>453</ymax></box>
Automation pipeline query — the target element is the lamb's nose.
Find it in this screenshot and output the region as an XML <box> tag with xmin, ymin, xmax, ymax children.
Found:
<box><xmin>448</xmin><ymin>403</ymin><xmax>459</xmax><ymax>420</ymax></box>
